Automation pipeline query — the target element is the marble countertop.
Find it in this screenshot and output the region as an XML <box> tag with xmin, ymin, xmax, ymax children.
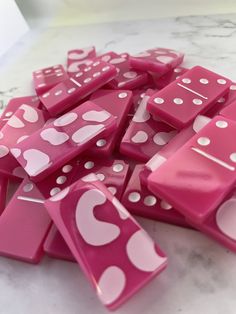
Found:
<box><xmin>1</xmin><ymin>14</ymin><xmax>236</xmax><ymax>314</ymax></box>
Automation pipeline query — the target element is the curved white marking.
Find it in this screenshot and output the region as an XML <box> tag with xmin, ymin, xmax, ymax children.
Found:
<box><xmin>10</xmin><ymin>148</ymin><xmax>21</xmax><ymax>158</ymax></box>
<box><xmin>101</xmin><ymin>55</ymin><xmax>111</xmax><ymax>62</ymax></box>
<box><xmin>156</xmin><ymin>55</ymin><xmax>174</xmax><ymax>64</ymax></box>
<box><xmin>126</xmin><ymin>230</ymin><xmax>167</xmax><ymax>272</ymax></box>
<box><xmin>131</xmin><ymin>130</ymin><xmax>148</xmax><ymax>143</ymax></box>
<box><xmin>153</xmin><ymin>130</ymin><xmax>177</xmax><ymax>146</ymax></box>
<box><xmin>81</xmin><ymin>173</ymin><xmax>98</xmax><ymax>182</ymax></box>
<box><xmin>123</xmin><ymin>71</ymin><xmax>137</xmax><ymax>79</ymax></box>
<box><xmin>68</xmin><ymin>47</ymin><xmax>94</xmax><ymax>60</ymax></box>
<box><xmin>50</xmin><ymin>187</ymin><xmax>70</xmax><ymax>202</ymax></box>
<box><xmin>7</xmin><ymin>115</ymin><xmax>24</xmax><ymax>128</ymax></box>
<box><xmin>82</xmin><ymin>110</ymin><xmax>111</xmax><ymax>122</ymax></box>
<box><xmin>20</xmin><ymin>105</ymin><xmax>39</xmax><ymax>123</ymax></box>
<box><xmin>98</xmin><ymin>266</ymin><xmax>126</xmax><ymax>305</ymax></box>
<box><xmin>40</xmin><ymin>128</ymin><xmax>69</xmax><ymax>145</ymax></box>
<box><xmin>132</xmin><ymin>52</ymin><xmax>150</xmax><ymax>58</ymax></box>
<box><xmin>54</xmin><ymin>112</ymin><xmax>78</xmax><ymax>127</ymax></box>
<box><xmin>0</xmin><ymin>145</ymin><xmax>9</xmax><ymax>158</ymax></box>
<box><xmin>23</xmin><ymin>149</ymin><xmax>51</xmax><ymax>176</ymax></box>
<box><xmin>72</xmin><ymin>124</ymin><xmax>104</xmax><ymax>144</ymax></box>
<box><xmin>17</xmin><ymin>135</ymin><xmax>29</xmax><ymax>144</ymax></box>
<box><xmin>67</xmin><ymin>60</ymin><xmax>92</xmax><ymax>72</ymax></box>
<box><xmin>75</xmin><ymin>188</ymin><xmax>120</xmax><ymax>246</ymax></box>
<box><xmin>110</xmin><ymin>57</ymin><xmax>126</xmax><ymax>64</ymax></box>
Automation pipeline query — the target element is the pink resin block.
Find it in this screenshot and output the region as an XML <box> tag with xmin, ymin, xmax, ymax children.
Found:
<box><xmin>0</xmin><ymin>95</ymin><xmax>41</xmax><ymax>129</ymax></box>
<box><xmin>148</xmin><ymin>116</ymin><xmax>236</xmax><ymax>223</ymax></box>
<box><xmin>13</xmin><ymin>102</ymin><xmax>117</xmax><ymax>181</ymax></box>
<box><xmin>140</xmin><ymin>115</ymin><xmax>212</xmax><ymax>186</ymax></box>
<box><xmin>73</xmin><ymin>158</ymin><xmax>130</xmax><ymax>199</ymax></box>
<box><xmin>186</xmin><ymin>190</ymin><xmax>236</xmax><ymax>252</ymax></box>
<box><xmin>1</xmin><ymin>105</ymin><xmax>47</xmax><ymax>147</ymax></box>
<box><xmin>120</xmin><ymin>89</ymin><xmax>177</xmax><ymax>162</ymax></box>
<box><xmin>122</xmin><ymin>165</ymin><xmax>189</xmax><ymax>227</ymax></box>
<box><xmin>206</xmin><ymin>82</ymin><xmax>236</xmax><ymax>118</ymax></box>
<box><xmin>147</xmin><ymin>66</ymin><xmax>231</xmax><ymax>129</ymax></box>
<box><xmin>0</xmin><ymin>177</ymin><xmax>8</xmax><ymax>215</ymax></box>
<box><xmin>0</xmin><ymin>177</ymin><xmax>51</xmax><ymax>263</ymax></box>
<box><xmin>44</xmin><ymin>175</ymin><xmax>167</xmax><ymax>310</ymax></box>
<box><xmin>130</xmin><ymin>48</ymin><xmax>184</xmax><ymax>74</ymax></box>
<box><xmin>67</xmin><ymin>46</ymin><xmax>96</xmax><ymax>74</ymax></box>
<box><xmin>39</xmin><ymin>60</ymin><xmax>117</xmax><ymax>116</ymax></box>
<box><xmin>220</xmin><ymin>99</ymin><xmax>236</xmax><ymax>121</ymax></box>
<box><xmin>0</xmin><ymin>105</ymin><xmax>47</xmax><ymax>179</ymax></box>
<box><xmin>128</xmin><ymin>89</ymin><xmax>149</xmax><ymax>116</ymax></box>
<box><xmin>87</xmin><ymin>89</ymin><xmax>132</xmax><ymax>156</ymax></box>
<box><xmin>0</xmin><ymin>158</ymin><xmax>80</xmax><ymax>263</ymax></box>
<box><xmin>33</xmin><ymin>64</ymin><xmax>68</xmax><ymax>95</ymax></box>
<box><xmin>152</xmin><ymin>66</ymin><xmax>188</xmax><ymax>89</ymax></box>
<box><xmin>44</xmin><ymin>225</ymin><xmax>74</xmax><ymax>261</ymax></box>
<box><xmin>44</xmin><ymin>158</ymin><xmax>130</xmax><ymax>261</ymax></box>
<box><xmin>97</xmin><ymin>52</ymin><xmax>148</xmax><ymax>90</ymax></box>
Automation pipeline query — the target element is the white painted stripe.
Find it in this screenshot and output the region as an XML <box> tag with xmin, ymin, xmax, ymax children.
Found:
<box><xmin>17</xmin><ymin>196</ymin><xmax>44</xmax><ymax>204</ymax></box>
<box><xmin>191</xmin><ymin>147</ymin><xmax>235</xmax><ymax>171</ymax></box>
<box><xmin>70</xmin><ymin>77</ymin><xmax>82</xmax><ymax>87</ymax></box>
<box><xmin>177</xmin><ymin>83</ymin><xmax>208</xmax><ymax>100</ymax></box>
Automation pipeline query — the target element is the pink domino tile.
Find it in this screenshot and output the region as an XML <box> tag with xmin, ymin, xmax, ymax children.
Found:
<box><xmin>121</xmin><ymin>164</ymin><xmax>189</xmax><ymax>228</ymax></box>
<box><xmin>97</xmin><ymin>52</ymin><xmax>148</xmax><ymax>90</ymax></box>
<box><xmin>0</xmin><ymin>177</ymin><xmax>8</xmax><ymax>215</ymax></box>
<box><xmin>127</xmin><ymin>89</ymin><xmax>149</xmax><ymax>116</ymax></box>
<box><xmin>44</xmin><ymin>224</ymin><xmax>74</xmax><ymax>261</ymax></box>
<box><xmin>0</xmin><ymin>177</ymin><xmax>51</xmax><ymax>263</ymax></box>
<box><xmin>67</xmin><ymin>46</ymin><xmax>96</xmax><ymax>74</ymax></box>
<box><xmin>39</xmin><ymin>60</ymin><xmax>117</xmax><ymax>116</ymax></box>
<box><xmin>140</xmin><ymin>115</ymin><xmax>212</xmax><ymax>186</ymax></box>
<box><xmin>44</xmin><ymin>174</ymin><xmax>167</xmax><ymax>310</ymax></box>
<box><xmin>130</xmin><ymin>48</ymin><xmax>184</xmax><ymax>75</ymax></box>
<box><xmin>73</xmin><ymin>158</ymin><xmax>130</xmax><ymax>199</ymax></box>
<box><xmin>185</xmin><ymin>189</ymin><xmax>236</xmax><ymax>252</ymax></box>
<box><xmin>0</xmin><ymin>95</ymin><xmax>41</xmax><ymax>129</ymax></box>
<box><xmin>152</xmin><ymin>66</ymin><xmax>188</xmax><ymax>89</ymax></box>
<box><xmin>148</xmin><ymin>115</ymin><xmax>236</xmax><ymax>223</ymax></box>
<box><xmin>0</xmin><ymin>158</ymin><xmax>80</xmax><ymax>263</ymax></box>
<box><xmin>120</xmin><ymin>89</ymin><xmax>177</xmax><ymax>162</ymax></box>
<box><xmin>44</xmin><ymin>158</ymin><xmax>130</xmax><ymax>261</ymax></box>
<box><xmin>33</xmin><ymin>65</ymin><xmax>68</xmax><ymax>95</ymax></box>
<box><xmin>119</xmin><ymin>52</ymin><xmax>130</xmax><ymax>59</ymax></box>
<box><xmin>219</xmin><ymin>99</ymin><xmax>236</xmax><ymax>121</ymax></box>
<box><xmin>87</xmin><ymin>89</ymin><xmax>132</xmax><ymax>156</ymax></box>
<box><xmin>147</xmin><ymin>66</ymin><xmax>231</xmax><ymax>129</ymax></box>
<box><xmin>0</xmin><ymin>105</ymin><xmax>47</xmax><ymax>179</ymax></box>
<box><xmin>13</xmin><ymin>101</ymin><xmax>117</xmax><ymax>182</ymax></box>
<box><xmin>205</xmin><ymin>83</ymin><xmax>236</xmax><ymax>118</ymax></box>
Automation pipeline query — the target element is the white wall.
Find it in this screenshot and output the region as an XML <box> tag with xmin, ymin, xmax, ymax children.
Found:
<box><xmin>0</xmin><ymin>1</ymin><xmax>28</xmax><ymax>57</ymax></box>
<box><xmin>16</xmin><ymin>0</ymin><xmax>236</xmax><ymax>26</ymax></box>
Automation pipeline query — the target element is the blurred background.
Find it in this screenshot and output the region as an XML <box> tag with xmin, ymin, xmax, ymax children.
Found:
<box><xmin>1</xmin><ymin>0</ymin><xmax>236</xmax><ymax>57</ymax></box>
<box><xmin>14</xmin><ymin>0</ymin><xmax>236</xmax><ymax>26</ymax></box>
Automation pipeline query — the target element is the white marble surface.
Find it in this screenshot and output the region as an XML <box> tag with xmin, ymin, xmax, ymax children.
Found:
<box><xmin>1</xmin><ymin>14</ymin><xmax>236</xmax><ymax>314</ymax></box>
